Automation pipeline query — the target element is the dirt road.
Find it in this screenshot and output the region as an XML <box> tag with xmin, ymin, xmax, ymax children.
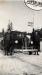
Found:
<box><xmin>0</xmin><ymin>50</ymin><xmax>42</xmax><ymax>75</ymax></box>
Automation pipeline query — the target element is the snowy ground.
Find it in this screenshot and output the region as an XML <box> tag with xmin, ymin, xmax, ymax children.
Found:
<box><xmin>0</xmin><ymin>50</ymin><xmax>42</xmax><ymax>75</ymax></box>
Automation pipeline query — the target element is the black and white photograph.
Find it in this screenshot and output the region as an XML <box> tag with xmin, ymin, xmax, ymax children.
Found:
<box><xmin>0</xmin><ymin>0</ymin><xmax>42</xmax><ymax>75</ymax></box>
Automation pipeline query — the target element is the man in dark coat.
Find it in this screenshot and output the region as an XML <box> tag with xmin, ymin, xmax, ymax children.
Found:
<box><xmin>35</xmin><ymin>32</ymin><xmax>40</xmax><ymax>52</ymax></box>
<box><xmin>31</xmin><ymin>28</ymin><xmax>36</xmax><ymax>49</ymax></box>
<box><xmin>31</xmin><ymin>28</ymin><xmax>40</xmax><ymax>55</ymax></box>
<box><xmin>4</xmin><ymin>32</ymin><xmax>10</xmax><ymax>55</ymax></box>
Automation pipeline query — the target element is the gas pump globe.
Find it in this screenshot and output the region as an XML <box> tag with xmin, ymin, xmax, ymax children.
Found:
<box><xmin>24</xmin><ymin>0</ymin><xmax>42</xmax><ymax>10</ymax></box>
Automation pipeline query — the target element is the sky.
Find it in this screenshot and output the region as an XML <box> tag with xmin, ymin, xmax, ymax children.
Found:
<box><xmin>0</xmin><ymin>0</ymin><xmax>42</xmax><ymax>33</ymax></box>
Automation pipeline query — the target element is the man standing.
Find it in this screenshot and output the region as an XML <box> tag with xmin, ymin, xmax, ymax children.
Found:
<box><xmin>31</xmin><ymin>28</ymin><xmax>40</xmax><ymax>55</ymax></box>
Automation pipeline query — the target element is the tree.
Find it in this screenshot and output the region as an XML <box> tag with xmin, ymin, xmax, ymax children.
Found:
<box><xmin>7</xmin><ymin>20</ymin><xmax>13</xmax><ymax>32</ymax></box>
<box><xmin>2</xmin><ymin>28</ymin><xmax>5</xmax><ymax>37</ymax></box>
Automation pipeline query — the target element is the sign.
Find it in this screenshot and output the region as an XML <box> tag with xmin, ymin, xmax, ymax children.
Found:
<box><xmin>28</xmin><ymin>22</ymin><xmax>33</xmax><ymax>26</ymax></box>
<box><xmin>24</xmin><ymin>0</ymin><xmax>42</xmax><ymax>10</ymax></box>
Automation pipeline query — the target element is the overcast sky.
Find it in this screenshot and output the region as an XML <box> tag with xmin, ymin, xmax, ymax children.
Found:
<box><xmin>0</xmin><ymin>0</ymin><xmax>24</xmax><ymax>1</ymax></box>
<box><xmin>0</xmin><ymin>0</ymin><xmax>42</xmax><ymax>32</ymax></box>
